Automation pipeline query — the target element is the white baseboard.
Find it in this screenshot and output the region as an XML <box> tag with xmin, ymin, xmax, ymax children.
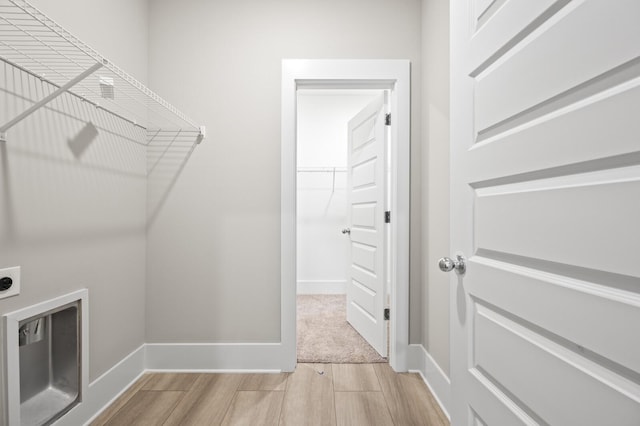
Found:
<box><xmin>408</xmin><ymin>344</ymin><xmax>451</xmax><ymax>420</ymax></box>
<box><xmin>54</xmin><ymin>342</ymin><xmax>285</xmax><ymax>425</ymax></box>
<box><xmin>45</xmin><ymin>343</ymin><xmax>285</xmax><ymax>425</ymax></box>
<box><xmin>51</xmin><ymin>341</ymin><xmax>444</xmax><ymax>424</ymax></box>
<box><xmin>297</xmin><ymin>280</ymin><xmax>346</xmax><ymax>294</ymax></box>
<box><xmin>13</xmin><ymin>342</ymin><xmax>447</xmax><ymax>425</ymax></box>
<box><xmin>145</xmin><ymin>343</ymin><xmax>285</xmax><ymax>371</ymax></box>
<box><xmin>56</xmin><ymin>344</ymin><xmax>145</xmax><ymax>426</ymax></box>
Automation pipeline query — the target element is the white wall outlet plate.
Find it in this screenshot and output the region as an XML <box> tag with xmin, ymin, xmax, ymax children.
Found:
<box><xmin>0</xmin><ymin>266</ymin><xmax>20</xmax><ymax>299</ymax></box>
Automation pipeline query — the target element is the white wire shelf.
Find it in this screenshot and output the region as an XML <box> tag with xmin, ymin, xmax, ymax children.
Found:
<box><xmin>0</xmin><ymin>0</ymin><xmax>204</xmax><ymax>143</ymax></box>
<box><xmin>297</xmin><ymin>167</ymin><xmax>347</xmax><ymax>193</ymax></box>
<box><xmin>297</xmin><ymin>167</ymin><xmax>347</xmax><ymax>173</ymax></box>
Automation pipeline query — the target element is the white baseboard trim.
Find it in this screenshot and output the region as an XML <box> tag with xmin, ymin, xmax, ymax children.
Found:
<box><xmin>56</xmin><ymin>344</ymin><xmax>145</xmax><ymax>426</ymax></box>
<box><xmin>33</xmin><ymin>343</ymin><xmax>451</xmax><ymax>425</ymax></box>
<box><xmin>297</xmin><ymin>280</ymin><xmax>346</xmax><ymax>294</ymax></box>
<box><xmin>53</xmin><ymin>342</ymin><xmax>286</xmax><ymax>425</ymax></box>
<box><xmin>48</xmin><ymin>342</ymin><xmax>285</xmax><ymax>425</ymax></box>
<box><xmin>145</xmin><ymin>343</ymin><xmax>285</xmax><ymax>371</ymax></box>
<box><xmin>56</xmin><ymin>337</ymin><xmax>453</xmax><ymax>424</ymax></box>
<box><xmin>407</xmin><ymin>344</ymin><xmax>451</xmax><ymax>420</ymax></box>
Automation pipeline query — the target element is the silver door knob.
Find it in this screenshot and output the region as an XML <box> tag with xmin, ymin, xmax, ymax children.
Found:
<box><xmin>341</xmin><ymin>228</ymin><xmax>351</xmax><ymax>235</ymax></box>
<box><xmin>438</xmin><ymin>254</ymin><xmax>466</xmax><ymax>275</ymax></box>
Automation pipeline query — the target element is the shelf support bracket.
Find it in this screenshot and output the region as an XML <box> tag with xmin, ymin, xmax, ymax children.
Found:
<box><xmin>0</xmin><ymin>61</ymin><xmax>104</xmax><ymax>142</ymax></box>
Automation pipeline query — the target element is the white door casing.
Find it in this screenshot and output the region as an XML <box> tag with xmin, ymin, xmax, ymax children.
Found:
<box><xmin>450</xmin><ymin>1</ymin><xmax>640</xmax><ymax>425</ymax></box>
<box><xmin>346</xmin><ymin>94</ymin><xmax>388</xmax><ymax>356</ymax></box>
<box><xmin>281</xmin><ymin>60</ymin><xmax>410</xmax><ymax>372</ymax></box>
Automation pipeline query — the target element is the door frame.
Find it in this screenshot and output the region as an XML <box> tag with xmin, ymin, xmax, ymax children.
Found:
<box><xmin>281</xmin><ymin>59</ymin><xmax>410</xmax><ymax>372</ymax></box>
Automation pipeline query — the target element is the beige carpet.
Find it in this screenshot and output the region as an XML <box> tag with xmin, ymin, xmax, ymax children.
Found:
<box><xmin>297</xmin><ymin>294</ymin><xmax>387</xmax><ymax>363</ymax></box>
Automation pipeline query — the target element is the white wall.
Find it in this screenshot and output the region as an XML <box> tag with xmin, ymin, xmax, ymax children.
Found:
<box><xmin>296</xmin><ymin>92</ymin><xmax>379</xmax><ymax>294</ymax></box>
<box><xmin>0</xmin><ymin>0</ymin><xmax>148</xmax><ymax>404</ymax></box>
<box><xmin>145</xmin><ymin>0</ymin><xmax>423</xmax><ymax>344</ymax></box>
<box><xmin>421</xmin><ymin>0</ymin><xmax>451</xmax><ymax>375</ymax></box>
<box><xmin>31</xmin><ymin>0</ymin><xmax>149</xmax><ymax>85</ymax></box>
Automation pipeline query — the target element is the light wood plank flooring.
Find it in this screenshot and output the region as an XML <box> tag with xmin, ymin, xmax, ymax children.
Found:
<box><xmin>91</xmin><ymin>363</ymin><xmax>449</xmax><ymax>426</ymax></box>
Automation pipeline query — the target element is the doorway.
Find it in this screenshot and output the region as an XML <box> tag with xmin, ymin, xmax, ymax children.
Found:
<box><xmin>296</xmin><ymin>89</ymin><xmax>388</xmax><ymax>363</ymax></box>
<box><xmin>281</xmin><ymin>59</ymin><xmax>411</xmax><ymax>372</ymax></box>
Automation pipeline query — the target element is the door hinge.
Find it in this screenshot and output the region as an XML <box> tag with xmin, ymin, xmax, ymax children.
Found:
<box><xmin>385</xmin><ymin>113</ymin><xmax>391</xmax><ymax>126</ymax></box>
<box><xmin>384</xmin><ymin>308</ymin><xmax>390</xmax><ymax>321</ymax></box>
<box><xmin>385</xmin><ymin>211</ymin><xmax>391</xmax><ymax>223</ymax></box>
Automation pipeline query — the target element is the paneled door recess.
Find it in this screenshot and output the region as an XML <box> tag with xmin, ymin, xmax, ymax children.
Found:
<box><xmin>346</xmin><ymin>94</ymin><xmax>388</xmax><ymax>357</ymax></box>
<box><xmin>449</xmin><ymin>1</ymin><xmax>640</xmax><ymax>425</ymax></box>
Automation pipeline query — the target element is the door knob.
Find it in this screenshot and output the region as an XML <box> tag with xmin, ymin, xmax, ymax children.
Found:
<box><xmin>438</xmin><ymin>254</ymin><xmax>466</xmax><ymax>275</ymax></box>
<box><xmin>341</xmin><ymin>228</ymin><xmax>351</xmax><ymax>235</ymax></box>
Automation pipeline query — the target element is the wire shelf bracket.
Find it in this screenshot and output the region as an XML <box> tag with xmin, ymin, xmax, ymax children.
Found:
<box><xmin>0</xmin><ymin>61</ymin><xmax>103</xmax><ymax>142</ymax></box>
<box><xmin>0</xmin><ymin>0</ymin><xmax>205</xmax><ymax>144</ymax></box>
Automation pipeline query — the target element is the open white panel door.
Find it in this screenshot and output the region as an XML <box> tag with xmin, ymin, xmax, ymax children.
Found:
<box><xmin>450</xmin><ymin>0</ymin><xmax>640</xmax><ymax>425</ymax></box>
<box><xmin>346</xmin><ymin>94</ymin><xmax>387</xmax><ymax>357</ymax></box>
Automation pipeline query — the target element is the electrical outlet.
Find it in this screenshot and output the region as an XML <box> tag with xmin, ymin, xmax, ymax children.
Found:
<box><xmin>0</xmin><ymin>266</ymin><xmax>20</xmax><ymax>299</ymax></box>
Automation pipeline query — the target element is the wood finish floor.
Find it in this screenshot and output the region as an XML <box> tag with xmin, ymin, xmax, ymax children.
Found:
<box><xmin>91</xmin><ymin>363</ymin><xmax>449</xmax><ymax>426</ymax></box>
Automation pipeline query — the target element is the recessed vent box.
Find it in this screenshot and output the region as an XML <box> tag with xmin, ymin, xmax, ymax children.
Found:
<box><xmin>4</xmin><ymin>290</ymin><xmax>88</xmax><ymax>426</ymax></box>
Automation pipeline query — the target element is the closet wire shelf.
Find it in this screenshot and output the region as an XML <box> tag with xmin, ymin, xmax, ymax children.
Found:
<box><xmin>0</xmin><ymin>0</ymin><xmax>204</xmax><ymax>143</ymax></box>
<box><xmin>297</xmin><ymin>167</ymin><xmax>347</xmax><ymax>193</ymax></box>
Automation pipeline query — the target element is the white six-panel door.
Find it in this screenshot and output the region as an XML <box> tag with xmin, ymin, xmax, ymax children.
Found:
<box><xmin>346</xmin><ymin>94</ymin><xmax>387</xmax><ymax>357</ymax></box>
<box><xmin>450</xmin><ymin>0</ymin><xmax>640</xmax><ymax>424</ymax></box>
